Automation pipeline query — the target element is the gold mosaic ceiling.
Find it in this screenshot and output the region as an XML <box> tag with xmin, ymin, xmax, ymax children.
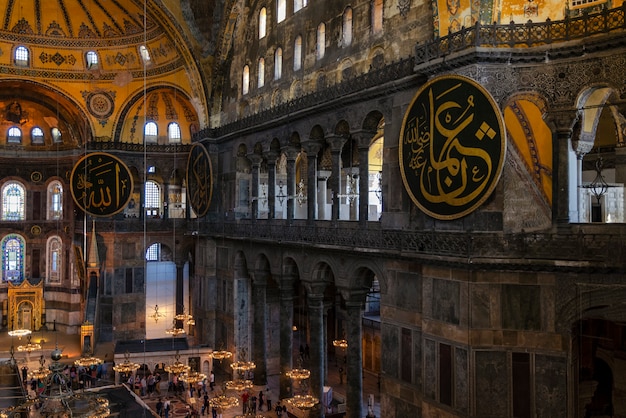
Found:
<box><xmin>1</xmin><ymin>0</ymin><xmax>157</xmax><ymax>41</ymax></box>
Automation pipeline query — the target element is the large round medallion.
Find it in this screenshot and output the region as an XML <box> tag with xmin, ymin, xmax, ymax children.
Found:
<box><xmin>186</xmin><ymin>143</ymin><xmax>213</xmax><ymax>217</ymax></box>
<box><xmin>399</xmin><ymin>74</ymin><xmax>506</xmax><ymax>220</ymax></box>
<box><xmin>70</xmin><ymin>152</ymin><xmax>133</xmax><ymax>217</ymax></box>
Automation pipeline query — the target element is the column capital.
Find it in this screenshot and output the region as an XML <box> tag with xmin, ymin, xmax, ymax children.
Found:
<box><xmin>301</xmin><ymin>139</ymin><xmax>323</xmax><ymax>155</ymax></box>
<box><xmin>545</xmin><ymin>108</ymin><xmax>580</xmax><ymax>133</ymax></box>
<box><xmin>326</xmin><ymin>134</ymin><xmax>348</xmax><ymax>152</ymax></box>
<box><xmin>351</xmin><ymin>129</ymin><xmax>377</xmax><ymax>150</ymax></box>
<box><xmin>282</xmin><ymin>145</ymin><xmax>300</xmax><ymax>160</ymax></box>
<box><xmin>253</xmin><ymin>270</ymin><xmax>270</xmax><ymax>286</ymax></box>
<box><xmin>340</xmin><ymin>288</ymin><xmax>369</xmax><ymax>306</ymax></box>
<box><xmin>248</xmin><ymin>153</ymin><xmax>264</xmax><ymax>166</ymax></box>
<box><xmin>264</xmin><ymin>150</ymin><xmax>279</xmax><ymax>164</ymax></box>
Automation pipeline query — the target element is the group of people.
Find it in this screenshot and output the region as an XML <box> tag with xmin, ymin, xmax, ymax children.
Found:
<box><xmin>127</xmin><ymin>372</ymin><xmax>162</xmax><ymax>397</ymax></box>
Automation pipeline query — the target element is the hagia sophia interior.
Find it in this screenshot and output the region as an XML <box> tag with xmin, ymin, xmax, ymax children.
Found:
<box><xmin>0</xmin><ymin>0</ymin><xmax>624</xmax><ymax>417</ymax></box>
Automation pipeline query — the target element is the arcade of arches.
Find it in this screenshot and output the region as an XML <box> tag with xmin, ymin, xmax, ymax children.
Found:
<box><xmin>0</xmin><ymin>0</ymin><xmax>624</xmax><ymax>418</ymax></box>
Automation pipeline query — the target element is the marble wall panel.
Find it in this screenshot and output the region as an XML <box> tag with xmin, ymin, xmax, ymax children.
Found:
<box><xmin>471</xmin><ymin>284</ymin><xmax>491</xmax><ymax>328</ymax></box>
<box><xmin>414</xmin><ymin>329</ymin><xmax>422</xmax><ymax>391</ymax></box>
<box><xmin>113</xmin><ymin>268</ymin><xmax>125</xmax><ymax>294</ymax></box>
<box><xmin>424</xmin><ymin>339</ymin><xmax>436</xmax><ymax>400</ymax></box>
<box><xmin>133</xmin><ymin>267</ymin><xmax>144</xmax><ymax>293</ymax></box>
<box><xmin>121</xmin><ymin>302</ymin><xmax>136</xmax><ymax>324</ymax></box>
<box><xmin>455</xmin><ymin>347</ymin><xmax>468</xmax><ymax>413</ymax></box>
<box><xmin>381</xmin><ymin>324</ymin><xmax>399</xmax><ymax>379</ymax></box>
<box><xmin>475</xmin><ymin>350</ymin><xmax>508</xmax><ymax>417</ymax></box>
<box><xmin>433</xmin><ymin>279</ymin><xmax>460</xmax><ymax>325</ymax></box>
<box><xmin>535</xmin><ymin>354</ymin><xmax>567</xmax><ymax>418</ymax></box>
<box><xmin>502</xmin><ymin>284</ymin><xmax>540</xmax><ymax>330</ymax></box>
<box><xmin>394</xmin><ymin>271</ymin><xmax>422</xmax><ymax>311</ymax></box>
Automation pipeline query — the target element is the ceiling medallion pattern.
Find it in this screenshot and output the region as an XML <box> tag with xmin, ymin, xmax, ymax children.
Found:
<box><xmin>82</xmin><ymin>90</ymin><xmax>116</xmax><ymax>126</ymax></box>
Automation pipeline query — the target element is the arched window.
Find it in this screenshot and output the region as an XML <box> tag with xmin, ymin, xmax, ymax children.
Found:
<box><xmin>258</xmin><ymin>58</ymin><xmax>265</xmax><ymax>88</ymax></box>
<box><xmin>168</xmin><ymin>122</ymin><xmax>181</xmax><ymax>143</ymax></box>
<box><xmin>144</xmin><ymin>121</ymin><xmax>158</xmax><ymax>143</ymax></box>
<box><xmin>14</xmin><ymin>46</ymin><xmax>29</xmax><ymax>66</ymax></box>
<box><xmin>274</xmin><ymin>48</ymin><xmax>283</xmax><ymax>80</ymax></box>
<box><xmin>2</xmin><ymin>182</ymin><xmax>25</xmax><ymax>221</ymax></box>
<box><xmin>2</xmin><ymin>234</ymin><xmax>24</xmax><ymax>283</ymax></box>
<box><xmin>51</xmin><ymin>127</ymin><xmax>62</xmax><ymax>143</ymax></box>
<box><xmin>47</xmin><ymin>236</ymin><xmax>62</xmax><ymax>284</ymax></box>
<box><xmin>372</xmin><ymin>0</ymin><xmax>384</xmax><ymax>34</ymax></box>
<box><xmin>277</xmin><ymin>0</ymin><xmax>286</xmax><ymax>23</ymax></box>
<box><xmin>146</xmin><ymin>243</ymin><xmax>161</xmax><ymax>261</ymax></box>
<box><xmin>139</xmin><ymin>45</ymin><xmax>151</xmax><ymax>64</ymax></box>
<box><xmin>31</xmin><ymin>127</ymin><xmax>44</xmax><ymax>144</ymax></box>
<box><xmin>294</xmin><ymin>35</ymin><xmax>303</xmax><ymax>71</ymax></box>
<box><xmin>259</xmin><ymin>7</ymin><xmax>267</xmax><ymax>39</ymax></box>
<box><xmin>47</xmin><ymin>181</ymin><xmax>63</xmax><ymax>220</ymax></box>
<box><xmin>294</xmin><ymin>0</ymin><xmax>308</xmax><ymax>12</ymax></box>
<box><xmin>7</xmin><ymin>127</ymin><xmax>21</xmax><ymax>143</ymax></box>
<box><xmin>243</xmin><ymin>65</ymin><xmax>250</xmax><ymax>95</ymax></box>
<box><xmin>86</xmin><ymin>51</ymin><xmax>99</xmax><ymax>69</ymax></box>
<box><xmin>343</xmin><ymin>7</ymin><xmax>353</xmax><ymax>47</ymax></box>
<box><xmin>145</xmin><ymin>180</ymin><xmax>161</xmax><ymax>218</ymax></box>
<box><xmin>316</xmin><ymin>23</ymin><xmax>326</xmax><ymax>60</ymax></box>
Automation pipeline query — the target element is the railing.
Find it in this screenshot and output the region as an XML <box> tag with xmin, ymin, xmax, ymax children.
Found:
<box><xmin>199</xmin><ymin>220</ymin><xmax>626</xmax><ymax>270</ymax></box>
<box><xmin>415</xmin><ymin>4</ymin><xmax>626</xmax><ymax>63</ymax></box>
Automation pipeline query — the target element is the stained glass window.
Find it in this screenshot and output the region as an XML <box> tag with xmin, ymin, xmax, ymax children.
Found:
<box><xmin>2</xmin><ymin>234</ymin><xmax>24</xmax><ymax>283</ymax></box>
<box><xmin>2</xmin><ymin>182</ymin><xmax>25</xmax><ymax>221</ymax></box>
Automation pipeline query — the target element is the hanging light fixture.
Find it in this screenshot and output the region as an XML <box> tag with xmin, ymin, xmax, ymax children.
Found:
<box><xmin>149</xmin><ymin>304</ymin><xmax>166</xmax><ymax>323</ymax></box>
<box><xmin>29</xmin><ymin>354</ymin><xmax>51</xmax><ymax>381</ymax></box>
<box><xmin>165</xmin><ymin>318</ymin><xmax>186</xmax><ymax>337</ymax></box>
<box><xmin>164</xmin><ymin>351</ymin><xmax>191</xmax><ymax>375</ymax></box>
<box><xmin>581</xmin><ymin>155</ymin><xmax>610</xmax><ymax>204</ymax></box>
<box><xmin>112</xmin><ymin>351</ymin><xmax>141</xmax><ymax>375</ymax></box>
<box><xmin>17</xmin><ymin>335</ymin><xmax>41</xmax><ymax>353</ymax></box>
<box><xmin>75</xmin><ymin>353</ymin><xmax>102</xmax><ymax>368</ymax></box>
<box><xmin>211</xmin><ymin>342</ymin><xmax>233</xmax><ymax>361</ymax></box>
<box><xmin>285</xmin><ymin>357</ymin><xmax>311</xmax><ymax>381</ymax></box>
<box><xmin>209</xmin><ymin>382</ymin><xmax>239</xmax><ymax>412</ymax></box>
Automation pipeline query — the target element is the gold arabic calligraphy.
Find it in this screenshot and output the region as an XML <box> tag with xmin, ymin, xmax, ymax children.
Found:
<box><xmin>403</xmin><ymin>82</ymin><xmax>496</xmax><ymax>208</ymax></box>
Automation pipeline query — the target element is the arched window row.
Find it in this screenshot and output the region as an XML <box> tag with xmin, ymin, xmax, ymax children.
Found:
<box><xmin>0</xmin><ymin>234</ymin><xmax>64</xmax><ymax>285</ymax></box>
<box><xmin>143</xmin><ymin>121</ymin><xmax>183</xmax><ymax>144</ymax></box>
<box><xmin>5</xmin><ymin>126</ymin><xmax>62</xmax><ymax>145</ymax></box>
<box><xmin>0</xmin><ymin>181</ymin><xmax>65</xmax><ymax>221</ymax></box>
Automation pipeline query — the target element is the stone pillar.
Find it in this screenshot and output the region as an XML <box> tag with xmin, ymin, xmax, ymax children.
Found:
<box><xmin>163</xmin><ymin>181</ymin><xmax>170</xmax><ymax>219</ymax></box>
<box><xmin>252</xmin><ymin>271</ymin><xmax>268</xmax><ymax>386</ymax></box>
<box><xmin>266</xmin><ymin>152</ymin><xmax>278</xmax><ymax>219</ymax></box>
<box><xmin>302</xmin><ymin>141</ymin><xmax>323</xmax><ymax>224</ymax></box>
<box><xmin>344</xmin><ymin>297</ymin><xmax>365</xmax><ymax>418</ymax></box>
<box><xmin>279</xmin><ymin>275</ymin><xmax>296</xmax><ymax>399</ymax></box>
<box><xmin>546</xmin><ymin>109</ymin><xmax>580</xmax><ymax>228</ymax></box>
<box><xmin>250</xmin><ymin>154</ymin><xmax>263</xmax><ymax>222</ymax></box>
<box><xmin>284</xmin><ymin>147</ymin><xmax>299</xmax><ymax>223</ymax></box>
<box><xmin>354</xmin><ymin>131</ymin><xmax>376</xmax><ymax>225</ymax></box>
<box><xmin>176</xmin><ymin>262</ymin><xmax>184</xmax><ymax>321</ymax></box>
<box><xmin>306</xmin><ymin>287</ymin><xmax>327</xmax><ymax>418</ymax></box>
<box><xmin>326</xmin><ymin>135</ymin><xmax>347</xmax><ymax>223</ymax></box>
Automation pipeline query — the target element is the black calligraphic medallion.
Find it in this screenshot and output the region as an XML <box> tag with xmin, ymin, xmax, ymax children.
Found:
<box><xmin>399</xmin><ymin>75</ymin><xmax>506</xmax><ymax>220</ymax></box>
<box><xmin>186</xmin><ymin>143</ymin><xmax>213</xmax><ymax>217</ymax></box>
<box><xmin>70</xmin><ymin>152</ymin><xmax>134</xmax><ymax>217</ymax></box>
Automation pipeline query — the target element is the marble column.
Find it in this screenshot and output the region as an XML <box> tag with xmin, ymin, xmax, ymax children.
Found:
<box><xmin>354</xmin><ymin>131</ymin><xmax>375</xmax><ymax>226</ymax></box>
<box><xmin>546</xmin><ymin>109</ymin><xmax>579</xmax><ymax>228</ymax></box>
<box><xmin>307</xmin><ymin>290</ymin><xmax>327</xmax><ymax>418</ymax></box>
<box><xmin>326</xmin><ymin>135</ymin><xmax>347</xmax><ymax>223</ymax></box>
<box><xmin>279</xmin><ymin>277</ymin><xmax>295</xmax><ymax>399</ymax></box>
<box><xmin>250</xmin><ymin>154</ymin><xmax>263</xmax><ymax>222</ymax></box>
<box><xmin>284</xmin><ymin>146</ymin><xmax>299</xmax><ymax>223</ymax></box>
<box><xmin>345</xmin><ymin>298</ymin><xmax>365</xmax><ymax>418</ymax></box>
<box><xmin>252</xmin><ymin>271</ymin><xmax>268</xmax><ymax>386</ymax></box>
<box><xmin>302</xmin><ymin>141</ymin><xmax>323</xmax><ymax>224</ymax></box>
<box><xmin>266</xmin><ymin>152</ymin><xmax>278</xmax><ymax>219</ymax></box>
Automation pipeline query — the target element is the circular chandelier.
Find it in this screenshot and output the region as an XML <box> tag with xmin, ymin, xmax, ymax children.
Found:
<box><xmin>231</xmin><ymin>360</ymin><xmax>256</xmax><ymax>372</ymax></box>
<box><xmin>174</xmin><ymin>306</ymin><xmax>193</xmax><ymax>323</ymax></box>
<box><xmin>112</xmin><ymin>351</ymin><xmax>140</xmax><ymax>375</ymax></box>
<box><xmin>29</xmin><ymin>354</ymin><xmax>51</xmax><ymax>380</ymax></box>
<box><xmin>8</xmin><ymin>328</ymin><xmax>32</xmax><ymax>339</ymax></box>
<box><xmin>75</xmin><ymin>354</ymin><xmax>102</xmax><ymax>368</ymax></box>
<box><xmin>285</xmin><ymin>367</ymin><xmax>311</xmax><ymax>381</ymax></box>
<box><xmin>17</xmin><ymin>335</ymin><xmax>41</xmax><ymax>353</ymax></box>
<box><xmin>332</xmin><ymin>339</ymin><xmax>348</xmax><ymax>349</ymax></box>
<box><xmin>164</xmin><ymin>351</ymin><xmax>190</xmax><ymax>375</ymax></box>
<box><xmin>209</xmin><ymin>394</ymin><xmax>239</xmax><ymax>411</ymax></box>
<box><xmin>225</xmin><ymin>379</ymin><xmax>254</xmax><ymax>391</ymax></box>
<box><xmin>286</xmin><ymin>394</ymin><xmax>319</xmax><ymax>409</ymax></box>
<box><xmin>179</xmin><ymin>370</ymin><xmax>206</xmax><ymax>385</ymax></box>
<box><xmin>165</xmin><ymin>319</ymin><xmax>185</xmax><ymax>337</ymax></box>
<box><xmin>234</xmin><ymin>414</ymin><xmax>267</xmax><ymax>418</ymax></box>
<box><xmin>211</xmin><ymin>343</ymin><xmax>233</xmax><ymax>361</ymax></box>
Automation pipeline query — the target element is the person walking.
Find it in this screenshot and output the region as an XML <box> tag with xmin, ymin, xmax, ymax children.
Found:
<box><xmin>156</xmin><ymin>398</ymin><xmax>163</xmax><ymax>417</ymax></box>
<box><xmin>163</xmin><ymin>398</ymin><xmax>171</xmax><ymax>418</ymax></box>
